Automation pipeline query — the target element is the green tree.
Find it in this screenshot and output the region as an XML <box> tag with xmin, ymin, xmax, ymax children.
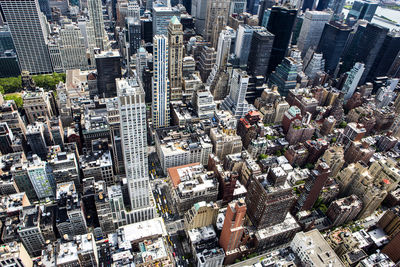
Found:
<box><xmin>0</xmin><ymin>76</ymin><xmax>22</xmax><ymax>93</ymax></box>
<box><xmin>4</xmin><ymin>94</ymin><xmax>23</xmax><ymax>108</ymax></box>
<box><xmin>305</xmin><ymin>163</ymin><xmax>314</xmax><ymax>170</ymax></box>
<box><xmin>330</xmin><ymin>137</ymin><xmax>337</xmax><ymax>143</ymax></box>
<box><xmin>275</xmin><ymin>150</ymin><xmax>282</xmax><ymax>156</ymax></box>
<box><xmin>259</xmin><ymin>154</ymin><xmax>268</xmax><ymax>160</ymax></box>
<box><xmin>339</xmin><ymin>121</ymin><xmax>347</xmax><ymax>128</ymax></box>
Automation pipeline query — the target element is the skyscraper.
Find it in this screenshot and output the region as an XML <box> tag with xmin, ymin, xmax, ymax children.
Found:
<box><xmin>152</xmin><ymin>5</ymin><xmax>180</xmax><ymax>36</ymax></box>
<box><xmin>346</xmin><ymin>0</ymin><xmax>378</xmax><ymax>23</ymax></box>
<box><xmin>316</xmin><ymin>21</ymin><xmax>351</xmax><ymax>75</ymax></box>
<box><xmin>341</xmin><ymin>23</ymin><xmax>388</xmax><ymax>84</ymax></box>
<box><xmin>247</xmin><ymin>29</ymin><xmax>274</xmax><ymax>77</ymax></box>
<box><xmin>117</xmin><ymin>77</ymin><xmax>155</xmax><ymax>222</ymax></box>
<box><xmin>342</xmin><ymin>62</ymin><xmax>365</xmax><ymax>100</ymax></box>
<box><xmin>221</xmin><ymin>69</ymin><xmax>251</xmax><ymax>119</ymax></box>
<box><xmin>95</xmin><ymin>50</ymin><xmax>122</xmax><ymax>98</ymax></box>
<box><xmin>0</xmin><ymin>0</ymin><xmax>53</xmax><ymax>74</ymax></box>
<box><xmin>204</xmin><ymin>0</ymin><xmax>231</xmax><ymax>48</ymax></box>
<box><xmin>168</xmin><ymin>16</ymin><xmax>184</xmax><ymax>101</ymax></box>
<box><xmin>152</xmin><ymin>35</ymin><xmax>170</xmax><ymax>129</ymax></box>
<box><xmin>235</xmin><ymin>24</ymin><xmax>255</xmax><ymax>67</ymax></box>
<box><xmin>268</xmin><ymin>57</ymin><xmax>300</xmax><ymax>96</ymax></box>
<box><xmin>219</xmin><ymin>199</ymin><xmax>246</xmax><ymax>253</ymax></box>
<box><xmin>297</xmin><ymin>11</ymin><xmax>331</xmax><ymax>57</ymax></box>
<box><xmin>126</xmin><ymin>17</ymin><xmax>141</xmax><ymax>56</ymax></box>
<box><xmin>191</xmin><ymin>0</ymin><xmax>208</xmax><ymax>35</ymax></box>
<box><xmin>229</xmin><ymin>0</ymin><xmax>246</xmax><ymax>15</ymax></box>
<box><xmin>87</xmin><ymin>0</ymin><xmax>108</xmax><ymax>50</ymax></box>
<box><xmin>266</xmin><ymin>6</ymin><xmax>298</xmax><ymax>75</ymax></box>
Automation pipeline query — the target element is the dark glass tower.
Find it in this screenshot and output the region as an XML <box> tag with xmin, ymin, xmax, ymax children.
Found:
<box><xmin>266</xmin><ymin>6</ymin><xmax>297</xmax><ymax>75</ymax></box>
<box><xmin>341</xmin><ymin>23</ymin><xmax>388</xmax><ymax>84</ymax></box>
<box><xmin>368</xmin><ymin>31</ymin><xmax>400</xmax><ymax>80</ymax></box>
<box><xmin>95</xmin><ymin>51</ymin><xmax>122</xmax><ymax>98</ymax></box>
<box><xmin>302</xmin><ymin>0</ymin><xmax>316</xmax><ymax>11</ymax></box>
<box><xmin>247</xmin><ymin>29</ymin><xmax>275</xmax><ymax>78</ymax></box>
<box><xmin>317</xmin><ymin>21</ymin><xmax>351</xmax><ymax>75</ymax></box>
<box><xmin>126</xmin><ymin>17</ymin><xmax>141</xmax><ymax>55</ymax></box>
<box><xmin>346</xmin><ymin>0</ymin><xmax>378</xmax><ymax>23</ymax></box>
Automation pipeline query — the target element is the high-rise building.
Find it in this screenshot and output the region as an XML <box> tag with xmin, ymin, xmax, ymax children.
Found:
<box><xmin>26</xmin><ymin>123</ymin><xmax>48</xmax><ymax>160</ymax></box>
<box><xmin>152</xmin><ymin>35</ymin><xmax>170</xmax><ymax>129</ymax></box>
<box><xmin>342</xmin><ymin>62</ymin><xmax>365</xmax><ymax>100</ymax></box>
<box><xmin>219</xmin><ymin>199</ymin><xmax>246</xmax><ymax>253</ymax></box>
<box><xmin>266</xmin><ymin>6</ymin><xmax>297</xmax><ymax>75</ymax></box>
<box><xmin>95</xmin><ymin>50</ymin><xmax>122</xmax><ymax>98</ymax></box>
<box><xmin>246</xmin><ymin>174</ymin><xmax>296</xmax><ymax>229</ymax></box>
<box><xmin>346</xmin><ymin>0</ymin><xmax>378</xmax><ymax>23</ymax></box>
<box><xmin>341</xmin><ymin>23</ymin><xmax>388</xmax><ymax>84</ymax></box>
<box><xmin>87</xmin><ymin>0</ymin><xmax>108</xmax><ymax>50</ymax></box>
<box><xmin>204</xmin><ymin>0</ymin><xmax>231</xmax><ymax>48</ymax></box>
<box><xmin>294</xmin><ymin>162</ymin><xmax>331</xmax><ymax>212</ymax></box>
<box><xmin>304</xmin><ymin>52</ymin><xmax>325</xmax><ymax>80</ymax></box>
<box><xmin>297</xmin><ymin>11</ymin><xmax>331</xmax><ymax>57</ymax></box>
<box><xmin>267</xmin><ymin>57</ymin><xmax>300</xmax><ymax>96</ymax></box>
<box><xmin>0</xmin><ymin>0</ymin><xmax>53</xmax><ymax>74</ymax></box>
<box><xmin>26</xmin><ymin>155</ymin><xmax>56</xmax><ymax>200</ymax></box>
<box><xmin>230</xmin><ymin>0</ymin><xmax>246</xmax><ymax>15</ymax></box>
<box><xmin>368</xmin><ymin>31</ymin><xmax>400</xmax><ymax>79</ymax></box>
<box><xmin>117</xmin><ymin>78</ymin><xmax>155</xmax><ymax>222</ymax></box>
<box><xmin>152</xmin><ymin>5</ymin><xmax>180</xmax><ymax>36</ymax></box>
<box><xmin>316</xmin><ymin>22</ymin><xmax>351</xmax><ymax>75</ymax></box>
<box><xmin>247</xmin><ymin>28</ymin><xmax>274</xmax><ymax>77</ymax></box>
<box><xmin>235</xmin><ymin>24</ymin><xmax>255</xmax><ymax>67</ymax></box>
<box><xmin>168</xmin><ymin>16</ymin><xmax>184</xmax><ymax>101</ymax></box>
<box><xmin>191</xmin><ymin>0</ymin><xmax>208</xmax><ymax>35</ymax></box>
<box><xmin>221</xmin><ymin>69</ymin><xmax>251</xmax><ymax>119</ymax></box>
<box><xmin>125</xmin><ymin>17</ymin><xmax>141</xmax><ymax>56</ymax></box>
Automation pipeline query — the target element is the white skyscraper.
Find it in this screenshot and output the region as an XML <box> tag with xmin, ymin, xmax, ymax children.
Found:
<box><xmin>59</xmin><ymin>24</ymin><xmax>89</xmax><ymax>71</ymax></box>
<box><xmin>221</xmin><ymin>69</ymin><xmax>251</xmax><ymax>119</ymax></box>
<box><xmin>297</xmin><ymin>11</ymin><xmax>331</xmax><ymax>57</ymax></box>
<box><xmin>0</xmin><ymin>0</ymin><xmax>53</xmax><ymax>74</ymax></box>
<box><xmin>117</xmin><ymin>77</ymin><xmax>155</xmax><ymax>222</ymax></box>
<box><xmin>152</xmin><ymin>35</ymin><xmax>170</xmax><ymax>129</ymax></box>
<box><xmin>343</xmin><ymin>62</ymin><xmax>365</xmax><ymax>100</ymax></box>
<box><xmin>88</xmin><ymin>0</ymin><xmax>108</xmax><ymax>50</ymax></box>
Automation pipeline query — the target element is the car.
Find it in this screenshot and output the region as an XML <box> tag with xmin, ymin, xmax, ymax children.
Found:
<box><xmin>173</xmin><ymin>252</ymin><xmax>176</xmax><ymax>257</ymax></box>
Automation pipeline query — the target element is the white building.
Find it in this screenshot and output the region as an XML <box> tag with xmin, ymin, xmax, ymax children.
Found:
<box><xmin>152</xmin><ymin>35</ymin><xmax>171</xmax><ymax>129</ymax></box>
<box><xmin>297</xmin><ymin>11</ymin><xmax>331</xmax><ymax>56</ymax></box>
<box><xmin>343</xmin><ymin>62</ymin><xmax>365</xmax><ymax>100</ymax></box>
<box><xmin>221</xmin><ymin>69</ymin><xmax>251</xmax><ymax>119</ymax></box>
<box><xmin>117</xmin><ymin>77</ymin><xmax>155</xmax><ymax>222</ymax></box>
<box><xmin>87</xmin><ymin>0</ymin><xmax>108</xmax><ymax>50</ymax></box>
<box><xmin>0</xmin><ymin>0</ymin><xmax>53</xmax><ymax>74</ymax></box>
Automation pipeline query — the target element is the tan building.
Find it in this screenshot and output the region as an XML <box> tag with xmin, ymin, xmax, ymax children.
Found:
<box><xmin>210</xmin><ymin>125</ymin><xmax>242</xmax><ymax>161</ymax></box>
<box><xmin>184</xmin><ymin>201</ymin><xmax>219</xmax><ymax>231</ymax></box>
<box><xmin>318</xmin><ymin>145</ymin><xmax>345</xmax><ymax>177</ymax></box>
<box><xmin>168</xmin><ymin>16</ymin><xmax>184</xmax><ymax>101</ymax></box>
<box><xmin>204</xmin><ymin>0</ymin><xmax>231</xmax><ymax>48</ymax></box>
<box><xmin>0</xmin><ymin>242</ymin><xmax>33</xmax><ymax>267</ymax></box>
<box><xmin>22</xmin><ymin>88</ymin><xmax>54</xmax><ymax>124</ymax></box>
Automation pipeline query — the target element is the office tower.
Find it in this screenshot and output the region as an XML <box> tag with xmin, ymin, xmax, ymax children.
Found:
<box><xmin>316</xmin><ymin>22</ymin><xmax>351</xmax><ymax>75</ymax></box>
<box><xmin>346</xmin><ymin>0</ymin><xmax>378</xmax><ymax>23</ymax></box>
<box><xmin>368</xmin><ymin>31</ymin><xmax>400</xmax><ymax>79</ymax></box>
<box><xmin>258</xmin><ymin>0</ymin><xmax>274</xmax><ymax>26</ymax></box>
<box><xmin>27</xmin><ymin>155</ymin><xmax>56</xmax><ymax>199</ymax></box>
<box><xmin>302</xmin><ymin>0</ymin><xmax>316</xmax><ymax>11</ymax></box>
<box><xmin>152</xmin><ymin>35</ymin><xmax>170</xmax><ymax>129</ymax></box>
<box><xmin>316</xmin><ymin>0</ymin><xmax>329</xmax><ymax>10</ymax></box>
<box><xmin>342</xmin><ymin>23</ymin><xmax>388</xmax><ymax>84</ymax></box>
<box><xmin>153</xmin><ymin>5</ymin><xmax>180</xmax><ymax>36</ymax></box>
<box><xmin>191</xmin><ymin>0</ymin><xmax>208</xmax><ymax>35</ymax></box>
<box><xmin>18</xmin><ymin>207</ymin><xmax>46</xmax><ymax>257</ymax></box>
<box><xmin>117</xmin><ymin>78</ymin><xmax>154</xmax><ymax>222</ymax></box>
<box><xmin>268</xmin><ymin>57</ymin><xmax>300</xmax><ymax>97</ymax></box>
<box><xmin>219</xmin><ymin>199</ymin><xmax>246</xmax><ymax>253</ymax></box>
<box><xmin>215</xmin><ymin>27</ymin><xmax>233</xmax><ymax>70</ymax></box>
<box><xmin>198</xmin><ymin>45</ymin><xmax>217</xmax><ymax>82</ymax></box>
<box><xmin>58</xmin><ymin>23</ymin><xmax>89</xmax><ymax>71</ymax></box>
<box><xmin>266</xmin><ymin>6</ymin><xmax>297</xmax><ymax>75</ymax></box>
<box><xmin>247</xmin><ymin>29</ymin><xmax>274</xmax><ymax>77</ymax></box>
<box><xmin>297</xmin><ymin>11</ymin><xmax>331</xmax><ymax>57</ymax></box>
<box><xmin>26</xmin><ymin>123</ymin><xmax>47</xmax><ymax>160</ymax></box>
<box><xmin>247</xmin><ymin>0</ymin><xmax>260</xmax><ymax>14</ymax></box>
<box><xmin>168</xmin><ymin>16</ymin><xmax>184</xmax><ymax>100</ymax></box>
<box><xmin>87</xmin><ymin>0</ymin><xmax>108</xmax><ymax>50</ymax></box>
<box><xmin>221</xmin><ymin>69</ymin><xmax>250</xmax><ymax>119</ymax></box>
<box><xmin>0</xmin><ymin>0</ymin><xmax>53</xmax><ymax>74</ymax></box>
<box><xmin>95</xmin><ymin>50</ymin><xmax>122</xmax><ymax>98</ymax></box>
<box><xmin>246</xmin><ymin>174</ymin><xmax>296</xmax><ymax>229</ymax></box>
<box><xmin>330</xmin><ymin>0</ymin><xmax>346</xmax><ymax>15</ymax></box>
<box><xmin>304</xmin><ymin>52</ymin><xmax>325</xmax><ymax>80</ymax></box>
<box><xmin>295</xmin><ymin>162</ymin><xmax>331</xmax><ymax>212</ymax></box>
<box><xmin>230</xmin><ymin>0</ymin><xmax>246</xmax><ymax>15</ymax></box>
<box><xmin>38</xmin><ymin>0</ymin><xmax>51</xmax><ymax>20</ymax></box>
<box><xmin>204</xmin><ymin>0</ymin><xmax>231</xmax><ymax>48</ymax></box>
<box><xmin>235</xmin><ymin>25</ymin><xmax>255</xmax><ymax>67</ymax></box>
<box><xmin>126</xmin><ymin>17</ymin><xmax>141</xmax><ymax>56</ymax></box>
<box><xmin>342</xmin><ymin>62</ymin><xmax>365</xmax><ymax>100</ymax></box>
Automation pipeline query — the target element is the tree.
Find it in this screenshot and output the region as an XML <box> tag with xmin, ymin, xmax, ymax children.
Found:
<box><xmin>339</xmin><ymin>121</ymin><xmax>347</xmax><ymax>128</ymax></box>
<box><xmin>0</xmin><ymin>76</ymin><xmax>22</xmax><ymax>93</ymax></box>
<box><xmin>305</xmin><ymin>163</ymin><xmax>314</xmax><ymax>170</ymax></box>
<box><xmin>259</xmin><ymin>154</ymin><xmax>268</xmax><ymax>160</ymax></box>
<box><xmin>330</xmin><ymin>137</ymin><xmax>337</xmax><ymax>143</ymax></box>
<box><xmin>275</xmin><ymin>150</ymin><xmax>282</xmax><ymax>156</ymax></box>
<box><xmin>4</xmin><ymin>94</ymin><xmax>23</xmax><ymax>108</ymax></box>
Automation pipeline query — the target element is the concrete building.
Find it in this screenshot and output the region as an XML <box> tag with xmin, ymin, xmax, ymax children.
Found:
<box><xmin>22</xmin><ymin>88</ymin><xmax>54</xmax><ymax>124</ymax></box>
<box><xmin>117</xmin><ymin>78</ymin><xmax>155</xmax><ymax>222</ymax></box>
<box><xmin>168</xmin><ymin>163</ymin><xmax>218</xmax><ymax>215</ymax></box>
<box><xmin>326</xmin><ymin>195</ymin><xmax>363</xmax><ymax>226</ymax></box>
<box><xmin>0</xmin><ymin>242</ymin><xmax>32</xmax><ymax>267</ymax></box>
<box><xmin>204</xmin><ymin>0</ymin><xmax>231</xmax><ymax>48</ymax></box>
<box><xmin>191</xmin><ymin>88</ymin><xmax>216</xmax><ymax>119</ymax></box>
<box><xmin>184</xmin><ymin>201</ymin><xmax>219</xmax><ymax>231</ymax></box>
<box><xmin>155</xmin><ymin>126</ymin><xmax>213</xmax><ymax>174</ymax></box>
<box><xmin>87</xmin><ymin>0</ymin><xmax>108</xmax><ymax>50</ymax></box>
<box><xmin>0</xmin><ymin>0</ymin><xmax>53</xmax><ymax>74</ymax></box>
<box><xmin>80</xmin><ymin>150</ymin><xmax>115</xmax><ymax>185</ymax></box>
<box><xmin>343</xmin><ymin>62</ymin><xmax>365</xmax><ymax>100</ymax></box>
<box><xmin>221</xmin><ymin>69</ymin><xmax>251</xmax><ymax>119</ymax></box>
<box><xmin>152</xmin><ymin>35</ymin><xmax>170</xmax><ymax>129</ymax></box>
<box><xmin>297</xmin><ymin>11</ymin><xmax>331</xmax><ymax>57</ymax></box>
<box><xmin>152</xmin><ymin>5</ymin><xmax>180</xmax><ymax>36</ymax></box>
<box><xmin>291</xmin><ymin>230</ymin><xmax>345</xmax><ymax>267</ymax></box>
<box><xmin>168</xmin><ymin>16</ymin><xmax>184</xmax><ymax>101</ymax></box>
<box><xmin>210</xmin><ymin>123</ymin><xmax>242</xmax><ymax>161</ymax></box>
